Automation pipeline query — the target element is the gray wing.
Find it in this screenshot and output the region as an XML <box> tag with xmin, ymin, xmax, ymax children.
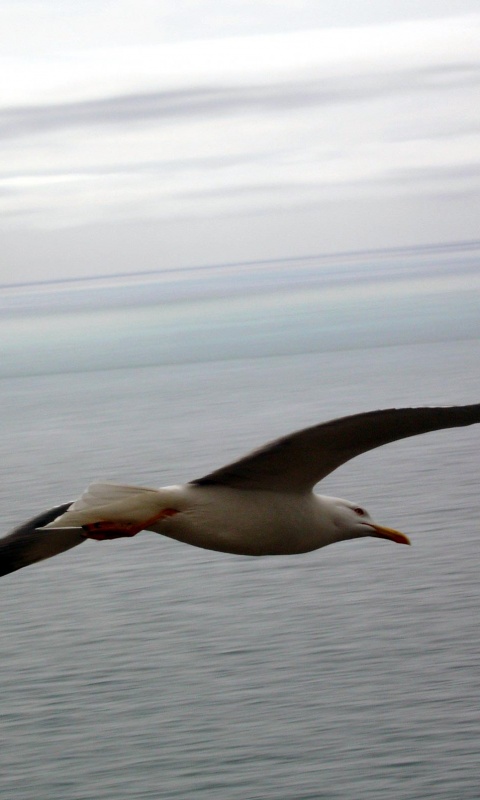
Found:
<box><xmin>191</xmin><ymin>404</ymin><xmax>480</xmax><ymax>492</ymax></box>
<box><xmin>0</xmin><ymin>502</ymin><xmax>84</xmax><ymax>578</ymax></box>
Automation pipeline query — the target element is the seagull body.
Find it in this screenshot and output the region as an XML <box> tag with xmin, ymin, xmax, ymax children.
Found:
<box><xmin>1</xmin><ymin>404</ymin><xmax>479</xmax><ymax>577</ymax></box>
<box><xmin>41</xmin><ymin>483</ymin><xmax>371</xmax><ymax>556</ymax></box>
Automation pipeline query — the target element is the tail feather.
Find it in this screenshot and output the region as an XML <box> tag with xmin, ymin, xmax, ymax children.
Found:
<box><xmin>69</xmin><ymin>482</ymin><xmax>160</xmax><ymax>511</ymax></box>
<box><xmin>44</xmin><ymin>483</ymin><xmax>164</xmax><ymax>528</ymax></box>
<box><xmin>0</xmin><ymin>503</ymin><xmax>85</xmax><ymax>578</ymax></box>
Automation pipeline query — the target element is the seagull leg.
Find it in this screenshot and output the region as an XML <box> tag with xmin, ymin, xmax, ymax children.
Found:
<box><xmin>81</xmin><ymin>508</ymin><xmax>179</xmax><ymax>541</ymax></box>
<box><xmin>81</xmin><ymin>521</ymin><xmax>142</xmax><ymax>540</ymax></box>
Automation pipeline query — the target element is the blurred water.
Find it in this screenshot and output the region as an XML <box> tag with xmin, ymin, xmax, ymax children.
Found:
<box><xmin>1</xmin><ymin>338</ymin><xmax>479</xmax><ymax>799</ymax></box>
<box><xmin>1</xmin><ymin>242</ymin><xmax>479</xmax><ymax>378</ymax></box>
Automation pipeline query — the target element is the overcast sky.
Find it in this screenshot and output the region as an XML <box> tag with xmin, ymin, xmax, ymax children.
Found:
<box><xmin>1</xmin><ymin>1</ymin><xmax>479</xmax><ymax>283</ymax></box>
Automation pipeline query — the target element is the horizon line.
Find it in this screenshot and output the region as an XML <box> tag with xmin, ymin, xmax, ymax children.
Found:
<box><xmin>2</xmin><ymin>237</ymin><xmax>479</xmax><ymax>292</ymax></box>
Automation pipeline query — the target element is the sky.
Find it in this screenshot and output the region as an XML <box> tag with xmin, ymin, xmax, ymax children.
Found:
<box><xmin>1</xmin><ymin>1</ymin><xmax>479</xmax><ymax>283</ymax></box>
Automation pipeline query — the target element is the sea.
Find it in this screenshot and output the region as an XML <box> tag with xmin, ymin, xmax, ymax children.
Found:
<box><xmin>1</xmin><ymin>242</ymin><xmax>479</xmax><ymax>799</ymax></box>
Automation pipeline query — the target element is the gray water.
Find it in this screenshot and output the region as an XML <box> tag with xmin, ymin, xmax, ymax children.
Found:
<box><xmin>1</xmin><ymin>339</ymin><xmax>480</xmax><ymax>800</ymax></box>
<box><xmin>1</xmin><ymin>244</ymin><xmax>480</xmax><ymax>799</ymax></box>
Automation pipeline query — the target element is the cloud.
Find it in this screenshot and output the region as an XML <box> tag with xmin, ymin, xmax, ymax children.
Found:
<box><xmin>1</xmin><ymin>62</ymin><xmax>479</xmax><ymax>142</ymax></box>
<box><xmin>2</xmin><ymin>2</ymin><xmax>479</xmax><ymax>65</ymax></box>
<box><xmin>0</xmin><ymin>12</ymin><xmax>479</xmax><ymax>282</ymax></box>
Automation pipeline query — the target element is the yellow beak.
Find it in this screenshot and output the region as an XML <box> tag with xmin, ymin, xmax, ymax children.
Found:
<box><xmin>369</xmin><ymin>524</ymin><xmax>411</xmax><ymax>546</ymax></box>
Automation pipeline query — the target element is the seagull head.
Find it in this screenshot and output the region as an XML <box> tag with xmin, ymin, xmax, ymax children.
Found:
<box><xmin>326</xmin><ymin>497</ymin><xmax>411</xmax><ymax>546</ymax></box>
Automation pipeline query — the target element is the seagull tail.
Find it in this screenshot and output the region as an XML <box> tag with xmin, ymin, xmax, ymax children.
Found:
<box><xmin>41</xmin><ymin>482</ymin><xmax>165</xmax><ymax>528</ymax></box>
<box><xmin>0</xmin><ymin>503</ymin><xmax>85</xmax><ymax>578</ymax></box>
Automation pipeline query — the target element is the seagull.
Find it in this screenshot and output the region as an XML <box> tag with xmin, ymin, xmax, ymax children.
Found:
<box><xmin>1</xmin><ymin>404</ymin><xmax>479</xmax><ymax>578</ymax></box>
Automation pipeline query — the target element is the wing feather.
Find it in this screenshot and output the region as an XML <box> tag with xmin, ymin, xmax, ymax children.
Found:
<box><xmin>191</xmin><ymin>404</ymin><xmax>480</xmax><ymax>492</ymax></box>
<box><xmin>0</xmin><ymin>502</ymin><xmax>82</xmax><ymax>577</ymax></box>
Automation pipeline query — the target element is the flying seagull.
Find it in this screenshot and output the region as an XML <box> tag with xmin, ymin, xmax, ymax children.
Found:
<box><xmin>1</xmin><ymin>404</ymin><xmax>479</xmax><ymax>578</ymax></box>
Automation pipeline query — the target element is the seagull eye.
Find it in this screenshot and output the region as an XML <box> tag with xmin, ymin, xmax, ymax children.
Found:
<box><xmin>353</xmin><ymin>507</ymin><xmax>365</xmax><ymax>516</ymax></box>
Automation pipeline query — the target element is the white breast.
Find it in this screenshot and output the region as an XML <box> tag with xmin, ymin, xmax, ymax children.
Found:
<box><xmin>155</xmin><ymin>485</ymin><xmax>334</xmax><ymax>556</ymax></box>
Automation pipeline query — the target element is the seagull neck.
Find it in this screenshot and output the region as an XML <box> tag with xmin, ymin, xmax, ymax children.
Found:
<box><xmin>312</xmin><ymin>494</ymin><xmax>347</xmax><ymax>546</ymax></box>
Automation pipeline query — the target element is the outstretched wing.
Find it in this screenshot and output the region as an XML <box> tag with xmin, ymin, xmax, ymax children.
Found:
<box><xmin>0</xmin><ymin>502</ymin><xmax>83</xmax><ymax>577</ymax></box>
<box><xmin>191</xmin><ymin>404</ymin><xmax>480</xmax><ymax>492</ymax></box>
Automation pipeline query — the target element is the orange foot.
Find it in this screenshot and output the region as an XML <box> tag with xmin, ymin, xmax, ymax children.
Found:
<box><xmin>82</xmin><ymin>508</ymin><xmax>179</xmax><ymax>541</ymax></box>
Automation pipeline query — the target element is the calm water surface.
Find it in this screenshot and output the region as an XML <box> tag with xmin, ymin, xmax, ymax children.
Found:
<box><xmin>1</xmin><ymin>336</ymin><xmax>480</xmax><ymax>799</ymax></box>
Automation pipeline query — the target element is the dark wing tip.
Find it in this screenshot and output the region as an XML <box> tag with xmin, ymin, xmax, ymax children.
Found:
<box><xmin>0</xmin><ymin>502</ymin><xmax>73</xmax><ymax>578</ymax></box>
